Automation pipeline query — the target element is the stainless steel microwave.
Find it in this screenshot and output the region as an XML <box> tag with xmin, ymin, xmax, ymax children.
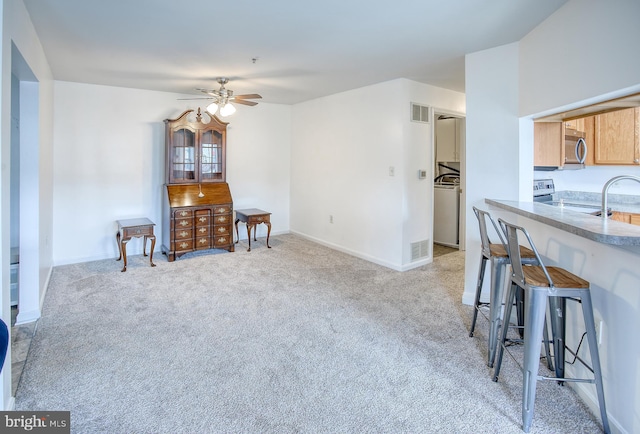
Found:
<box><xmin>564</xmin><ymin>128</ymin><xmax>587</xmax><ymax>168</ymax></box>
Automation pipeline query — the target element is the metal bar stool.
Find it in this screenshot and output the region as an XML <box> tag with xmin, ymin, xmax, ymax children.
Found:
<box><xmin>493</xmin><ymin>218</ymin><xmax>610</xmax><ymax>434</ymax></box>
<box><xmin>470</xmin><ymin>207</ymin><xmax>538</xmax><ymax>368</ymax></box>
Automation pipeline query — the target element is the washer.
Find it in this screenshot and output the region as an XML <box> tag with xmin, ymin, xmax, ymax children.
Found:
<box><xmin>434</xmin><ymin>183</ymin><xmax>460</xmax><ymax>247</ymax></box>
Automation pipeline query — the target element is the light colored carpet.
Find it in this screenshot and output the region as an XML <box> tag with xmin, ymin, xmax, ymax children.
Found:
<box><xmin>433</xmin><ymin>243</ymin><xmax>458</xmax><ymax>258</ymax></box>
<box><xmin>15</xmin><ymin>234</ymin><xmax>603</xmax><ymax>433</ymax></box>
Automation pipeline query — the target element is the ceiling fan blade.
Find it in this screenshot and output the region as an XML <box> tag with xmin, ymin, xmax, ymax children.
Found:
<box><xmin>231</xmin><ymin>99</ymin><xmax>257</xmax><ymax>106</ymax></box>
<box><xmin>234</xmin><ymin>94</ymin><xmax>262</xmax><ymax>100</ymax></box>
<box><xmin>177</xmin><ymin>97</ymin><xmax>216</xmax><ymax>100</ymax></box>
<box><xmin>195</xmin><ymin>88</ymin><xmax>221</xmax><ymax>97</ymax></box>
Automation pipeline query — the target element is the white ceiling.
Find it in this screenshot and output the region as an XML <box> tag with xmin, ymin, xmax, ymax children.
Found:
<box><xmin>23</xmin><ymin>0</ymin><xmax>567</xmax><ymax>105</ymax></box>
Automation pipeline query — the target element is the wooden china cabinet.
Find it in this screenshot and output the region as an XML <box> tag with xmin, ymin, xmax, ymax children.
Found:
<box><xmin>161</xmin><ymin>108</ymin><xmax>234</xmax><ymax>261</ymax></box>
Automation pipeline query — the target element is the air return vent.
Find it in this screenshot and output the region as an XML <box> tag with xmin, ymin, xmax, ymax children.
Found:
<box><xmin>411</xmin><ymin>103</ymin><xmax>430</xmax><ymax>123</ymax></box>
<box><xmin>410</xmin><ymin>240</ymin><xmax>430</xmax><ymax>261</ymax></box>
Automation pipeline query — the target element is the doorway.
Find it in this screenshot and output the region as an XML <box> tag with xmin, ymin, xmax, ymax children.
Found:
<box><xmin>433</xmin><ymin>110</ymin><xmax>466</xmax><ymax>252</ymax></box>
<box><xmin>8</xmin><ymin>44</ymin><xmax>41</xmax><ymax>399</ymax></box>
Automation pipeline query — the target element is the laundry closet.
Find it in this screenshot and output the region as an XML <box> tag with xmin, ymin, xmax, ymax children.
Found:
<box><xmin>433</xmin><ymin>114</ymin><xmax>464</xmax><ymax>248</ymax></box>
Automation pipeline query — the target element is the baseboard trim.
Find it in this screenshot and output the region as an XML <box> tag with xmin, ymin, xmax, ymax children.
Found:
<box><xmin>41</xmin><ymin>266</ymin><xmax>53</xmax><ymax>311</ymax></box>
<box><xmin>290</xmin><ymin>230</ymin><xmax>415</xmax><ymax>271</ymax></box>
<box><xmin>15</xmin><ymin>308</ymin><xmax>40</xmax><ymax>326</ymax></box>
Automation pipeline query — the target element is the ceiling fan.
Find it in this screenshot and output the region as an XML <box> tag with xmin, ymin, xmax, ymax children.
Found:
<box><xmin>179</xmin><ymin>77</ymin><xmax>262</xmax><ymax>117</ymax></box>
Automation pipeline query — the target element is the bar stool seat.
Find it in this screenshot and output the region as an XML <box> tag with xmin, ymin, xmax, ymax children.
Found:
<box><xmin>470</xmin><ymin>207</ymin><xmax>538</xmax><ymax>368</ymax></box>
<box><xmin>522</xmin><ymin>266</ymin><xmax>589</xmax><ymax>287</ymax></box>
<box><xmin>493</xmin><ymin>218</ymin><xmax>610</xmax><ymax>434</ymax></box>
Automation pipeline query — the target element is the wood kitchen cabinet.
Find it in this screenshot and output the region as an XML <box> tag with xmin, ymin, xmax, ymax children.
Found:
<box><xmin>610</xmin><ymin>211</ymin><xmax>640</xmax><ymax>226</ymax></box>
<box><xmin>162</xmin><ymin>109</ymin><xmax>235</xmax><ymax>261</ymax></box>
<box><xmin>534</xmin><ymin>118</ymin><xmax>596</xmax><ymax>167</ymax></box>
<box><xmin>534</xmin><ymin>122</ymin><xmax>563</xmax><ymax>167</ymax></box>
<box><xmin>594</xmin><ymin>107</ymin><xmax>640</xmax><ymax>165</ymax></box>
<box><xmin>564</xmin><ymin>118</ymin><xmax>583</xmax><ymax>131</ymax></box>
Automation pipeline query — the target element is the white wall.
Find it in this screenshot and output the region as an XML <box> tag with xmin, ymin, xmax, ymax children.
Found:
<box><xmin>52</xmin><ymin>81</ymin><xmax>291</xmax><ymax>265</ymax></box>
<box><xmin>524</xmin><ymin>0</ymin><xmax>640</xmax><ymax>199</ymax></box>
<box><xmin>290</xmin><ymin>78</ymin><xmax>464</xmax><ymax>270</ymax></box>
<box><xmin>519</xmin><ymin>0</ymin><xmax>640</xmax><ymax>117</ymax></box>
<box><xmin>225</xmin><ymin>102</ymin><xmax>291</xmax><ymax>238</ymax></box>
<box><xmin>402</xmin><ymin>80</ymin><xmax>465</xmax><ymax>264</ymax></box>
<box><xmin>536</xmin><ymin>166</ymin><xmax>640</xmax><ymax>196</ymax></box>
<box><xmin>463</xmin><ymin>42</ymin><xmax>521</xmax><ymax>305</ymax></box>
<box><xmin>465</xmin><ymin>0</ymin><xmax>640</xmax><ymax>431</ymax></box>
<box><xmin>1</xmin><ymin>0</ymin><xmax>54</xmax><ymax>410</ymax></box>
<box><xmin>9</xmin><ymin>74</ymin><xmax>18</xmax><ymax>248</ymax></box>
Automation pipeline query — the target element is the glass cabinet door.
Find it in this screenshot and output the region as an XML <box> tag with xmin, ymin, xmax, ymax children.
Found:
<box><xmin>170</xmin><ymin>128</ymin><xmax>196</xmax><ymax>183</ymax></box>
<box><xmin>200</xmin><ymin>129</ymin><xmax>223</xmax><ymax>181</ymax></box>
<box><xmin>165</xmin><ymin>110</ymin><xmax>227</xmax><ymax>184</ymax></box>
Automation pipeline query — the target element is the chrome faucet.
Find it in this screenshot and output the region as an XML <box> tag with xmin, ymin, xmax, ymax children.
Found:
<box><xmin>601</xmin><ymin>175</ymin><xmax>640</xmax><ymax>218</ymax></box>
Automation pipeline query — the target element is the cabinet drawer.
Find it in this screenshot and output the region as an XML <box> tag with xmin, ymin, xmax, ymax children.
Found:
<box><xmin>214</xmin><ymin>224</ymin><xmax>231</xmax><ymax>235</ymax></box>
<box><xmin>214</xmin><ymin>205</ymin><xmax>232</xmax><ymax>214</ymax></box>
<box><xmin>175</xmin><ymin>228</ymin><xmax>193</xmax><ymax>239</ymax></box>
<box><xmin>122</xmin><ymin>225</ymin><xmax>153</xmax><ymax>238</ymax></box>
<box><xmin>175</xmin><ymin>218</ymin><xmax>193</xmax><ymax>229</ymax></box>
<box><xmin>174</xmin><ymin>239</ymin><xmax>194</xmax><ymax>251</ymax></box>
<box><xmin>214</xmin><ymin>235</ymin><xmax>231</xmax><ymax>247</ymax></box>
<box><xmin>196</xmin><ymin>226</ymin><xmax>210</xmax><ymax>236</ymax></box>
<box><xmin>195</xmin><ymin>214</ymin><xmax>210</xmax><ymax>226</ymax></box>
<box><xmin>611</xmin><ymin>212</ymin><xmax>630</xmax><ymax>223</ymax></box>
<box><xmin>175</xmin><ymin>209</ymin><xmax>193</xmax><ymax>218</ymax></box>
<box><xmin>214</xmin><ymin>214</ymin><xmax>231</xmax><ymax>224</ymax></box>
<box><xmin>247</xmin><ymin>214</ymin><xmax>270</xmax><ymax>224</ymax></box>
<box><xmin>195</xmin><ymin>236</ymin><xmax>211</xmax><ymax>249</ymax></box>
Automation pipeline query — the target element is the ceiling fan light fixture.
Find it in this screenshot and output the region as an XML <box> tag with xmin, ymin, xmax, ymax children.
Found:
<box><xmin>219</xmin><ymin>103</ymin><xmax>236</xmax><ymax>117</ymax></box>
<box><xmin>205</xmin><ymin>102</ymin><xmax>219</xmax><ymax>115</ymax></box>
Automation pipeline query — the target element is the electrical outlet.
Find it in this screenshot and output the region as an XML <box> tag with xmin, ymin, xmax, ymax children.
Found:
<box><xmin>329</xmin><ymin>215</ymin><xmax>333</xmax><ymax>224</ymax></box>
<box><xmin>595</xmin><ymin>319</ymin><xmax>603</xmax><ymax>345</ymax></box>
<box><xmin>389</xmin><ymin>166</ymin><xmax>395</xmax><ymax>176</ymax></box>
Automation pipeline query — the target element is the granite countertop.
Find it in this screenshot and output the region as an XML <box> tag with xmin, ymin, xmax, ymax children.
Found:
<box><xmin>485</xmin><ymin>198</ymin><xmax>640</xmax><ymax>246</ymax></box>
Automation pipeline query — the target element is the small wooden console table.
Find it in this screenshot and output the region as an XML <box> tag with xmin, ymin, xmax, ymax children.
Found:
<box><xmin>116</xmin><ymin>218</ymin><xmax>156</xmax><ymax>272</ymax></box>
<box><xmin>234</xmin><ymin>209</ymin><xmax>272</xmax><ymax>252</ymax></box>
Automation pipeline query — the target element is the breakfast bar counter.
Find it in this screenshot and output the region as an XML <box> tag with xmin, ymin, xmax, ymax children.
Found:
<box><xmin>485</xmin><ymin>199</ymin><xmax>640</xmax><ymax>246</ymax></box>
<box><xmin>483</xmin><ymin>197</ymin><xmax>640</xmax><ymax>431</ymax></box>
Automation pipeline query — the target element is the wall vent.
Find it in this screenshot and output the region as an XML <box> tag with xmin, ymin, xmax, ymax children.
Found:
<box><xmin>410</xmin><ymin>239</ymin><xmax>430</xmax><ymax>261</ymax></box>
<box><xmin>411</xmin><ymin>103</ymin><xmax>430</xmax><ymax>123</ymax></box>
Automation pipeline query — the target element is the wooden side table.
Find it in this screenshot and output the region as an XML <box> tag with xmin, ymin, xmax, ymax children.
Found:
<box><xmin>234</xmin><ymin>209</ymin><xmax>272</xmax><ymax>252</ymax></box>
<box><xmin>116</xmin><ymin>218</ymin><xmax>156</xmax><ymax>272</ymax></box>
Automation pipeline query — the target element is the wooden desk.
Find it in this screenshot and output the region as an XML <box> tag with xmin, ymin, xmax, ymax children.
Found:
<box><xmin>234</xmin><ymin>209</ymin><xmax>272</xmax><ymax>252</ymax></box>
<box><xmin>116</xmin><ymin>218</ymin><xmax>156</xmax><ymax>272</ymax></box>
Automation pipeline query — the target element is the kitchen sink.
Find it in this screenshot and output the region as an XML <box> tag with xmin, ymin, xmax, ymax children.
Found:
<box><xmin>543</xmin><ymin>201</ymin><xmax>611</xmax><ymax>216</ymax></box>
